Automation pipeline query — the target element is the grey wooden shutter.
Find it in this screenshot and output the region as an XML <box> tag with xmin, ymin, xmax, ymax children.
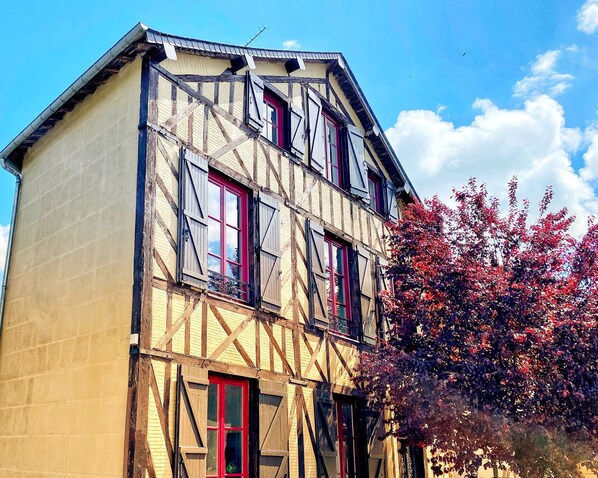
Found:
<box><xmin>258</xmin><ymin>380</ymin><xmax>289</xmax><ymax>478</ymax></box>
<box><xmin>357</xmin><ymin>247</ymin><xmax>377</xmax><ymax>345</ymax></box>
<box><xmin>314</xmin><ymin>390</ymin><xmax>337</xmax><ymax>478</ymax></box>
<box><xmin>307</xmin><ymin>89</ymin><xmax>325</xmax><ymax>173</ymax></box>
<box><xmin>365</xmin><ymin>409</ymin><xmax>387</xmax><ymax>478</ymax></box>
<box><xmin>375</xmin><ymin>257</ymin><xmax>392</xmax><ymax>341</ymax></box>
<box><xmin>258</xmin><ymin>193</ymin><xmax>281</xmax><ymax>312</ymax></box>
<box><xmin>385</xmin><ymin>180</ymin><xmax>398</xmax><ymax>222</ymax></box>
<box><xmin>346</xmin><ymin>124</ymin><xmax>368</xmax><ymax>199</ymax></box>
<box><xmin>289</xmin><ymin>103</ymin><xmax>305</xmax><ymax>158</ymax></box>
<box><xmin>307</xmin><ymin>219</ymin><xmax>328</xmax><ymax>329</ymax></box>
<box><xmin>176</xmin><ymin>365</ymin><xmax>209</xmax><ymax>478</ymax></box>
<box><xmin>178</xmin><ymin>148</ymin><xmax>209</xmax><ymax>289</ymax></box>
<box><xmin>245</xmin><ymin>71</ymin><xmax>265</xmax><ymax>131</ymax></box>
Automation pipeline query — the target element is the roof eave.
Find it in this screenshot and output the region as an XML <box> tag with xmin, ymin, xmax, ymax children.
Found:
<box><xmin>0</xmin><ymin>22</ymin><xmax>150</xmax><ymax>173</ymax></box>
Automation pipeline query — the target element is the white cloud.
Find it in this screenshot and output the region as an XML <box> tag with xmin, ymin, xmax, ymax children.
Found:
<box><xmin>577</xmin><ymin>0</ymin><xmax>598</xmax><ymax>33</ymax></box>
<box><xmin>581</xmin><ymin>127</ymin><xmax>598</xmax><ymax>181</ymax></box>
<box><xmin>0</xmin><ymin>224</ymin><xmax>9</xmax><ymax>273</ymax></box>
<box><xmin>513</xmin><ymin>49</ymin><xmax>574</xmax><ymax>99</ymax></box>
<box><xmin>282</xmin><ymin>39</ymin><xmax>301</xmax><ymax>50</ymax></box>
<box><xmin>386</xmin><ymin>95</ymin><xmax>598</xmax><ymax>236</ymax></box>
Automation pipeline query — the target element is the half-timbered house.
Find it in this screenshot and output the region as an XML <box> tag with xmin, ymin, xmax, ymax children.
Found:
<box><xmin>0</xmin><ymin>23</ymin><xmax>417</xmax><ymax>478</ymax></box>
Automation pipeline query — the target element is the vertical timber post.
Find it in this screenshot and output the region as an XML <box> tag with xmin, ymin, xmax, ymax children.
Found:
<box><xmin>124</xmin><ymin>52</ymin><xmax>159</xmax><ymax>478</ymax></box>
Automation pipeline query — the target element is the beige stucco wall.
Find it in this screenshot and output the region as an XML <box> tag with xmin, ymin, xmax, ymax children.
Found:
<box><xmin>0</xmin><ymin>58</ymin><xmax>141</xmax><ymax>477</ymax></box>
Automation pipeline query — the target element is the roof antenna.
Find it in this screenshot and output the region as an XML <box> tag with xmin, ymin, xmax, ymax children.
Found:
<box><xmin>244</xmin><ymin>26</ymin><xmax>267</xmax><ymax>47</ymax></box>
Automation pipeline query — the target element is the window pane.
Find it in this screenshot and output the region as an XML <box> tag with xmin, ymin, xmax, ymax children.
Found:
<box><xmin>208</xmin><ymin>218</ymin><xmax>221</xmax><ymax>255</ymax></box>
<box><xmin>335</xmin><ymin>245</ymin><xmax>344</xmax><ymax>274</ymax></box>
<box><xmin>207</xmin><ymin>429</ymin><xmax>218</xmax><ymax>474</ymax></box>
<box><xmin>336</xmin><ymin>277</ymin><xmax>346</xmax><ymax>305</ymax></box>
<box><xmin>208</xmin><ymin>255</ymin><xmax>221</xmax><ymax>273</ymax></box>
<box><xmin>225</xmin><ymin>191</ymin><xmax>239</xmax><ymax>227</ymax></box>
<box><xmin>225</xmin><ymin>385</ymin><xmax>242</xmax><ymax>428</ymax></box>
<box><xmin>208</xmin><ymin>182</ymin><xmax>221</xmax><ymax>218</ymax></box>
<box><xmin>226</xmin><ymin>262</ymin><xmax>241</xmax><ymax>280</ymax></box>
<box><xmin>208</xmin><ymin>383</ymin><xmax>218</xmax><ymax>427</ymax></box>
<box><xmin>225</xmin><ymin>431</ymin><xmax>243</xmax><ymax>474</ymax></box>
<box><xmin>226</xmin><ymin>226</ymin><xmax>240</xmax><ymax>263</ymax></box>
<box><xmin>270</xmin><ymin>125</ymin><xmax>279</xmax><ymax>144</ymax></box>
<box><xmin>269</xmin><ymin>104</ymin><xmax>277</xmax><ymax>124</ymax></box>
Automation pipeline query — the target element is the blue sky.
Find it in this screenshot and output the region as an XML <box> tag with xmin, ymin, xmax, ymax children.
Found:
<box><xmin>2</xmin><ymin>0</ymin><xmax>598</xmax><ymax>275</ymax></box>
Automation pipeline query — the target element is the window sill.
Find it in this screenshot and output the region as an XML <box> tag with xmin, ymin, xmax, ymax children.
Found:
<box><xmin>328</xmin><ymin>329</ymin><xmax>361</xmax><ymax>345</ymax></box>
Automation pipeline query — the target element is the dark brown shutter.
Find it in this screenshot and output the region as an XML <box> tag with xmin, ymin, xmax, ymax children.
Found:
<box><xmin>385</xmin><ymin>180</ymin><xmax>399</xmax><ymax>222</ymax></box>
<box><xmin>176</xmin><ymin>365</ymin><xmax>209</xmax><ymax>478</ymax></box>
<box><xmin>258</xmin><ymin>380</ymin><xmax>289</xmax><ymax>478</ymax></box>
<box><xmin>375</xmin><ymin>257</ymin><xmax>392</xmax><ymax>341</ymax></box>
<box><xmin>365</xmin><ymin>409</ymin><xmax>387</xmax><ymax>478</ymax></box>
<box><xmin>307</xmin><ymin>219</ymin><xmax>328</xmax><ymax>329</ymax></box>
<box><xmin>357</xmin><ymin>247</ymin><xmax>377</xmax><ymax>345</ymax></box>
<box><xmin>178</xmin><ymin>148</ymin><xmax>209</xmax><ymax>289</ymax></box>
<box><xmin>307</xmin><ymin>89</ymin><xmax>325</xmax><ymax>173</ymax></box>
<box><xmin>245</xmin><ymin>71</ymin><xmax>265</xmax><ymax>131</ymax></box>
<box><xmin>258</xmin><ymin>193</ymin><xmax>281</xmax><ymax>312</ymax></box>
<box><xmin>346</xmin><ymin>124</ymin><xmax>368</xmax><ymax>199</ymax></box>
<box><xmin>289</xmin><ymin>103</ymin><xmax>305</xmax><ymax>158</ymax></box>
<box><xmin>314</xmin><ymin>390</ymin><xmax>337</xmax><ymax>478</ymax></box>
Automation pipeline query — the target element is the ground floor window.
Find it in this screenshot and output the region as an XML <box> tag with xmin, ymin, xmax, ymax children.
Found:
<box><xmin>400</xmin><ymin>443</ymin><xmax>426</xmax><ymax>478</ymax></box>
<box><xmin>337</xmin><ymin>400</ymin><xmax>358</xmax><ymax>478</ymax></box>
<box><xmin>207</xmin><ymin>376</ymin><xmax>249</xmax><ymax>478</ymax></box>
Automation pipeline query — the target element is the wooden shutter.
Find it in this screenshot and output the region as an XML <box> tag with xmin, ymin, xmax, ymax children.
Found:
<box><xmin>314</xmin><ymin>390</ymin><xmax>337</xmax><ymax>478</ymax></box>
<box><xmin>258</xmin><ymin>380</ymin><xmax>289</xmax><ymax>478</ymax></box>
<box><xmin>245</xmin><ymin>71</ymin><xmax>265</xmax><ymax>131</ymax></box>
<box><xmin>346</xmin><ymin>124</ymin><xmax>368</xmax><ymax>199</ymax></box>
<box><xmin>357</xmin><ymin>247</ymin><xmax>377</xmax><ymax>345</ymax></box>
<box><xmin>307</xmin><ymin>219</ymin><xmax>328</xmax><ymax>329</ymax></box>
<box><xmin>176</xmin><ymin>365</ymin><xmax>209</xmax><ymax>478</ymax></box>
<box><xmin>307</xmin><ymin>89</ymin><xmax>325</xmax><ymax>173</ymax></box>
<box><xmin>258</xmin><ymin>193</ymin><xmax>281</xmax><ymax>312</ymax></box>
<box><xmin>385</xmin><ymin>180</ymin><xmax>399</xmax><ymax>222</ymax></box>
<box><xmin>178</xmin><ymin>148</ymin><xmax>209</xmax><ymax>289</ymax></box>
<box><xmin>366</xmin><ymin>409</ymin><xmax>387</xmax><ymax>478</ymax></box>
<box><xmin>376</xmin><ymin>257</ymin><xmax>392</xmax><ymax>341</ymax></box>
<box><xmin>289</xmin><ymin>103</ymin><xmax>305</xmax><ymax>158</ymax></box>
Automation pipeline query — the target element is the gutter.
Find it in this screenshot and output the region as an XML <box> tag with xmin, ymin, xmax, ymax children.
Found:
<box><xmin>0</xmin><ymin>22</ymin><xmax>149</xmax><ymax>162</ymax></box>
<box><xmin>0</xmin><ymin>159</ymin><xmax>21</xmax><ymax>336</ymax></box>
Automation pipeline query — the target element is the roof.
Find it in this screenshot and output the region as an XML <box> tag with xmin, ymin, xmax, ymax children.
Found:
<box><xmin>0</xmin><ymin>23</ymin><xmax>417</xmax><ymax>198</ymax></box>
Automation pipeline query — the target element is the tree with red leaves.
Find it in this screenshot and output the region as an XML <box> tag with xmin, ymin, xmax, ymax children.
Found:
<box><xmin>357</xmin><ymin>179</ymin><xmax>598</xmax><ymax>478</ymax></box>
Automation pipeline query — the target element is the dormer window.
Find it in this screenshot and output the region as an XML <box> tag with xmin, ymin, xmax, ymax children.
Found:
<box><xmin>323</xmin><ymin>112</ymin><xmax>342</xmax><ymax>188</ymax></box>
<box><xmin>368</xmin><ymin>172</ymin><xmax>383</xmax><ymax>214</ymax></box>
<box><xmin>263</xmin><ymin>92</ymin><xmax>284</xmax><ymax>147</ymax></box>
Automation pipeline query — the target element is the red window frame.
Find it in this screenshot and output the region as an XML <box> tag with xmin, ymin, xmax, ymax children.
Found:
<box><xmin>263</xmin><ymin>92</ymin><xmax>284</xmax><ymax>147</ymax></box>
<box><xmin>207</xmin><ymin>172</ymin><xmax>250</xmax><ymax>301</ymax></box>
<box><xmin>368</xmin><ymin>172</ymin><xmax>383</xmax><ymax>214</ymax></box>
<box><xmin>324</xmin><ymin>235</ymin><xmax>353</xmax><ymax>336</ymax></box>
<box><xmin>337</xmin><ymin>401</ymin><xmax>357</xmax><ymax>478</ymax></box>
<box><xmin>207</xmin><ymin>376</ymin><xmax>249</xmax><ymax>478</ymax></box>
<box><xmin>323</xmin><ymin>112</ymin><xmax>342</xmax><ymax>188</ymax></box>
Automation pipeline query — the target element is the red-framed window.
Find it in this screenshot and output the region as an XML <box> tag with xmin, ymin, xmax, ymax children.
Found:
<box><xmin>323</xmin><ymin>112</ymin><xmax>342</xmax><ymax>188</ymax></box>
<box><xmin>207</xmin><ymin>172</ymin><xmax>250</xmax><ymax>302</ymax></box>
<box><xmin>337</xmin><ymin>401</ymin><xmax>357</xmax><ymax>478</ymax></box>
<box><xmin>263</xmin><ymin>92</ymin><xmax>284</xmax><ymax>147</ymax></box>
<box><xmin>207</xmin><ymin>376</ymin><xmax>249</xmax><ymax>478</ymax></box>
<box><xmin>324</xmin><ymin>235</ymin><xmax>353</xmax><ymax>336</ymax></box>
<box><xmin>368</xmin><ymin>172</ymin><xmax>383</xmax><ymax>214</ymax></box>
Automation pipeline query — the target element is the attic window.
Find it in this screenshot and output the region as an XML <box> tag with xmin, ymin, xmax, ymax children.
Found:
<box><xmin>263</xmin><ymin>92</ymin><xmax>285</xmax><ymax>147</ymax></box>
<box><xmin>323</xmin><ymin>112</ymin><xmax>342</xmax><ymax>188</ymax></box>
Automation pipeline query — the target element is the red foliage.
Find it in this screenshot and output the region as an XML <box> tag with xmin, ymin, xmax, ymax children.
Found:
<box><xmin>357</xmin><ymin>179</ymin><xmax>598</xmax><ymax>478</ymax></box>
